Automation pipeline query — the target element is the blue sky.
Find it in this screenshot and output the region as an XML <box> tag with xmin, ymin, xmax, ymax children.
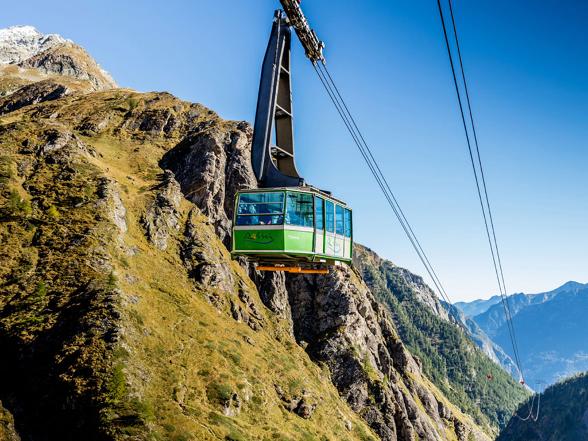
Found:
<box><xmin>3</xmin><ymin>0</ymin><xmax>587</xmax><ymax>301</ymax></box>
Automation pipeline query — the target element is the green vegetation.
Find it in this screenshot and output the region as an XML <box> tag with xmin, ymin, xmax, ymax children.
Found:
<box><xmin>34</xmin><ymin>281</ymin><xmax>48</xmax><ymax>298</ymax></box>
<box><xmin>5</xmin><ymin>189</ymin><xmax>31</xmax><ymax>217</ymax></box>
<box><xmin>498</xmin><ymin>372</ymin><xmax>588</xmax><ymax>441</ymax></box>
<box><xmin>107</xmin><ymin>363</ymin><xmax>127</xmax><ymax>403</ymax></box>
<box><xmin>206</xmin><ymin>382</ymin><xmax>233</xmax><ymax>404</ymax></box>
<box><xmin>127</xmin><ymin>97</ymin><xmax>139</xmax><ymax>111</ymax></box>
<box><xmin>0</xmin><ymin>156</ymin><xmax>13</xmax><ymax>184</ymax></box>
<box><xmin>46</xmin><ymin>204</ymin><xmax>60</xmax><ymax>220</ymax></box>
<box><xmin>355</xmin><ymin>246</ymin><xmax>529</xmax><ymax>430</ymax></box>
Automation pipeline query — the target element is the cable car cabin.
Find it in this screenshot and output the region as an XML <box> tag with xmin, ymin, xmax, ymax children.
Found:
<box><xmin>231</xmin><ymin>188</ymin><xmax>352</xmax><ymax>270</ymax></box>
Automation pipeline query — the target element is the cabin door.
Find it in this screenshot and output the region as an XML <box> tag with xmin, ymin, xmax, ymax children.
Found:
<box><xmin>314</xmin><ymin>196</ymin><xmax>325</xmax><ymax>255</ymax></box>
<box><xmin>324</xmin><ymin>200</ymin><xmax>336</xmax><ymax>257</ymax></box>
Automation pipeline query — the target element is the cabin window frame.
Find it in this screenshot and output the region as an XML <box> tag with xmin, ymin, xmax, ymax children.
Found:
<box><xmin>344</xmin><ymin>208</ymin><xmax>352</xmax><ymax>238</ymax></box>
<box><xmin>315</xmin><ymin>196</ymin><xmax>325</xmax><ymax>231</ymax></box>
<box><xmin>285</xmin><ymin>191</ymin><xmax>314</xmax><ymax>228</ymax></box>
<box><xmin>325</xmin><ymin>200</ymin><xmax>335</xmax><ymax>233</ymax></box>
<box><xmin>335</xmin><ymin>204</ymin><xmax>345</xmax><ymax>235</ymax></box>
<box><xmin>235</xmin><ymin>191</ymin><xmax>285</xmax><ymax>226</ymax></box>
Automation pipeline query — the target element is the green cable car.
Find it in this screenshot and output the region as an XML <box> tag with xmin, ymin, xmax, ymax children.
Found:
<box><xmin>232</xmin><ymin>188</ymin><xmax>352</xmax><ymax>271</ymax></box>
<box><xmin>231</xmin><ymin>3</ymin><xmax>353</xmax><ymax>273</ymax></box>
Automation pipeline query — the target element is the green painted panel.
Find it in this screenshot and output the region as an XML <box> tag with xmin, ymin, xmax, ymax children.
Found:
<box><xmin>284</xmin><ymin>229</ymin><xmax>314</xmax><ymax>253</ymax></box>
<box><xmin>233</xmin><ymin>228</ymin><xmax>351</xmax><ymax>262</ymax></box>
<box><xmin>233</xmin><ymin>229</ymin><xmax>285</xmax><ymax>251</ymax></box>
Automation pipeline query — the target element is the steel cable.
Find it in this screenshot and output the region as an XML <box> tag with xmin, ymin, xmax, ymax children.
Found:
<box><xmin>312</xmin><ymin>62</ymin><xmax>454</xmax><ymax>309</ymax></box>
<box><xmin>436</xmin><ymin>0</ymin><xmax>525</xmax><ymax>382</ymax></box>
<box><xmin>445</xmin><ymin>0</ymin><xmax>524</xmax><ymax>377</ymax></box>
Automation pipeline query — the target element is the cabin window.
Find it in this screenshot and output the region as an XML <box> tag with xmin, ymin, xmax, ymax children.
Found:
<box><xmin>344</xmin><ymin>209</ymin><xmax>352</xmax><ymax>238</ymax></box>
<box><xmin>285</xmin><ymin>192</ymin><xmax>314</xmax><ymax>227</ymax></box>
<box><xmin>325</xmin><ymin>200</ymin><xmax>335</xmax><ymax>233</ymax></box>
<box><xmin>236</xmin><ymin>215</ymin><xmax>283</xmax><ymax>226</ymax></box>
<box><xmin>237</xmin><ymin>192</ymin><xmax>284</xmax><ymax>215</ymax></box>
<box><xmin>315</xmin><ymin>196</ymin><xmax>324</xmax><ymax>230</ymax></box>
<box><xmin>236</xmin><ymin>192</ymin><xmax>284</xmax><ymax>225</ymax></box>
<box><xmin>336</xmin><ymin>205</ymin><xmax>344</xmax><ymax>235</ymax></box>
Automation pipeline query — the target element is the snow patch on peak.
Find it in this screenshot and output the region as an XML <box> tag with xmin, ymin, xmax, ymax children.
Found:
<box><xmin>0</xmin><ymin>25</ymin><xmax>70</xmax><ymax>64</ymax></box>
<box><xmin>0</xmin><ymin>25</ymin><xmax>41</xmax><ymax>38</ymax></box>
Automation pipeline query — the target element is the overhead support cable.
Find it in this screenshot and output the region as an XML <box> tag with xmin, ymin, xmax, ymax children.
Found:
<box><xmin>436</xmin><ymin>0</ymin><xmax>532</xmax><ymax>411</ymax></box>
<box><xmin>444</xmin><ymin>0</ymin><xmax>522</xmax><ymax>364</ymax></box>
<box><xmin>435</xmin><ymin>0</ymin><xmax>523</xmax><ymax>376</ymax></box>
<box><xmin>312</xmin><ymin>60</ymin><xmax>454</xmax><ymax>309</ymax></box>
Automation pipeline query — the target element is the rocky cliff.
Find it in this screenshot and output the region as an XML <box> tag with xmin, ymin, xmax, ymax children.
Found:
<box><xmin>353</xmin><ymin>245</ymin><xmax>528</xmax><ymax>430</ymax></box>
<box><xmin>0</xmin><ymin>401</ymin><xmax>20</xmax><ymax>441</ymax></box>
<box><xmin>0</xmin><ymin>28</ymin><xmax>505</xmax><ymax>440</ymax></box>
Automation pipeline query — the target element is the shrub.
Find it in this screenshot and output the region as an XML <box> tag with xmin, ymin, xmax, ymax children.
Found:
<box><xmin>7</xmin><ymin>190</ymin><xmax>31</xmax><ymax>217</ymax></box>
<box><xmin>106</xmin><ymin>363</ymin><xmax>127</xmax><ymax>403</ymax></box>
<box><xmin>106</xmin><ymin>272</ymin><xmax>118</xmax><ymax>290</ymax></box>
<box><xmin>0</xmin><ymin>156</ymin><xmax>13</xmax><ymax>184</ymax></box>
<box><xmin>35</xmin><ymin>281</ymin><xmax>48</xmax><ymax>298</ymax></box>
<box><xmin>206</xmin><ymin>382</ymin><xmax>233</xmax><ymax>404</ymax></box>
<box><xmin>127</xmin><ymin>98</ymin><xmax>139</xmax><ymax>111</ymax></box>
<box><xmin>46</xmin><ymin>205</ymin><xmax>60</xmax><ymax>220</ymax></box>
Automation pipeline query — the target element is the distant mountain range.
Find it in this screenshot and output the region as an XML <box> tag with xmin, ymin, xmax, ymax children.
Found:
<box><xmin>457</xmin><ymin>281</ymin><xmax>588</xmax><ymax>390</ymax></box>
<box><xmin>455</xmin><ymin>296</ymin><xmax>501</xmax><ymax>318</ymax></box>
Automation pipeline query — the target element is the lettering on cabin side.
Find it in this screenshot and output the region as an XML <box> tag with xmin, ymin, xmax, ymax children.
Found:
<box><xmin>244</xmin><ymin>232</ymin><xmax>274</xmax><ymax>245</ymax></box>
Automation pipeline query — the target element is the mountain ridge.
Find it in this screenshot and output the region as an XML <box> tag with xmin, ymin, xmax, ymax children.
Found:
<box><xmin>0</xmin><ymin>25</ymin><xmax>116</xmax><ymax>91</ymax></box>
<box><xmin>459</xmin><ymin>281</ymin><xmax>588</xmax><ymax>390</ymax></box>
<box><xmin>473</xmin><ymin>280</ymin><xmax>588</xmax><ymax>337</ymax></box>
<box><xmin>455</xmin><ymin>296</ymin><xmax>501</xmax><ymax>318</ymax></box>
<box><xmin>0</xmin><ymin>25</ymin><xmax>69</xmax><ymax>64</ymax></box>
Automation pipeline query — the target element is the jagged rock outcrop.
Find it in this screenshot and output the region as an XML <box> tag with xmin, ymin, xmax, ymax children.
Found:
<box><xmin>287</xmin><ymin>268</ymin><xmax>490</xmax><ymax>441</ymax></box>
<box><xmin>250</xmin><ymin>270</ymin><xmax>292</xmax><ymax>323</ymax></box>
<box><xmin>0</xmin><ymin>402</ymin><xmax>20</xmax><ymax>441</ymax></box>
<box><xmin>0</xmin><ymin>26</ymin><xmax>115</xmax><ymax>91</ymax></box>
<box><xmin>0</xmin><ymin>26</ymin><xmax>66</xmax><ymax>64</ymax></box>
<box><xmin>160</xmin><ymin>120</ymin><xmax>256</xmax><ymax>244</ymax></box>
<box><xmin>141</xmin><ymin>170</ymin><xmax>182</xmax><ymax>250</ymax></box>
<box><xmin>18</xmin><ymin>42</ymin><xmax>116</xmax><ymax>91</ymax></box>
<box><xmin>180</xmin><ymin>207</ymin><xmax>265</xmax><ymax>332</ymax></box>
<box><xmin>0</xmin><ymin>79</ymin><xmax>70</xmax><ymax>115</ymax></box>
<box><xmin>161</xmin><ymin>122</ymin><xmax>293</xmax><ymax>324</ymax></box>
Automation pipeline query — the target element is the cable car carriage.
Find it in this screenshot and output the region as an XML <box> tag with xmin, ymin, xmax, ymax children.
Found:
<box><xmin>232</xmin><ymin>188</ymin><xmax>352</xmax><ymax>272</ymax></box>
<box><xmin>231</xmin><ymin>1</ymin><xmax>352</xmax><ymax>274</ymax></box>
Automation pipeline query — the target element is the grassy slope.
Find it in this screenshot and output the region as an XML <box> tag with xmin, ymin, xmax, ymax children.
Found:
<box><xmin>0</xmin><ymin>90</ymin><xmax>378</xmax><ymax>440</ymax></box>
